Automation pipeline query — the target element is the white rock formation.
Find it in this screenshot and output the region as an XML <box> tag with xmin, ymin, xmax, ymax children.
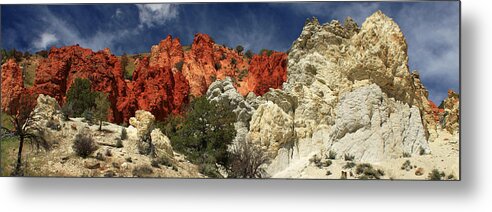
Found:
<box><xmin>248</xmin><ymin>101</ymin><xmax>295</xmax><ymax>157</ymax></box>
<box><xmin>33</xmin><ymin>94</ymin><xmax>64</xmax><ymax>128</ymax></box>
<box><xmin>246</xmin><ymin>11</ymin><xmax>436</xmax><ymax>177</ymax></box>
<box><xmin>129</xmin><ymin>110</ymin><xmax>155</xmax><ymax>139</ymax></box>
<box><xmin>327</xmin><ymin>84</ymin><xmax>430</xmax><ymax>162</ymax></box>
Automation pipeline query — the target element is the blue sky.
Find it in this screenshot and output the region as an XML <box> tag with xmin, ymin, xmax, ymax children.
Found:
<box><xmin>0</xmin><ymin>2</ymin><xmax>459</xmax><ymax>103</ymax></box>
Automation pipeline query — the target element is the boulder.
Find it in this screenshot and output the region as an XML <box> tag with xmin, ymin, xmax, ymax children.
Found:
<box><xmin>249</xmin><ymin>101</ymin><xmax>295</xmax><ymax>157</ymax></box>
<box><xmin>33</xmin><ymin>94</ymin><xmax>64</xmax><ymax>129</ymax></box>
<box><xmin>129</xmin><ymin>110</ymin><xmax>155</xmax><ymax>139</ymax></box>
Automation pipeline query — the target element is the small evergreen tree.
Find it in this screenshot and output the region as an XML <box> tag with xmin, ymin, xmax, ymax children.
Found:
<box><xmin>164</xmin><ymin>96</ymin><xmax>236</xmax><ymax>177</ymax></box>
<box><xmin>94</xmin><ymin>92</ymin><xmax>110</xmax><ymax>131</ymax></box>
<box><xmin>235</xmin><ymin>45</ymin><xmax>244</xmax><ymax>54</ymax></box>
<box><xmin>66</xmin><ymin>78</ymin><xmax>97</xmax><ymax>117</ymax></box>
<box><xmin>245</xmin><ymin>50</ymin><xmax>254</xmax><ymax>59</ymax></box>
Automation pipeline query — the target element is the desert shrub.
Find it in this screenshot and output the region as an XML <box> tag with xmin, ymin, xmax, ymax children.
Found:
<box><xmin>447</xmin><ymin>174</ymin><xmax>456</xmax><ymax>180</ymax></box>
<box><xmin>419</xmin><ymin>147</ymin><xmax>426</xmax><ymax>155</ymax></box>
<box><xmin>401</xmin><ymin>160</ymin><xmax>412</xmax><ymax>171</ymax></box>
<box><xmin>245</xmin><ymin>50</ymin><xmax>254</xmax><ymax>59</ymax></box>
<box><xmin>214</xmin><ymin>62</ymin><xmax>221</xmax><ymax>70</ymax></box>
<box><xmin>198</xmin><ymin>163</ymin><xmax>222</xmax><ymax>178</ymax></box>
<box><xmin>309</xmin><ymin>154</ymin><xmax>322</xmax><ymax>168</ymax></box>
<box><xmin>175</xmin><ymin>60</ymin><xmax>184</xmax><ymax>72</ymax></box>
<box><xmin>327</xmin><ymin>150</ymin><xmax>337</xmax><ymax>159</ymax></box>
<box><xmin>82</xmin><ymin>110</ymin><xmax>94</xmax><ymax>124</ymax></box>
<box><xmin>72</xmin><ymin>134</ymin><xmax>97</xmax><ymax>158</ymax></box>
<box><xmin>210</xmin><ymin>75</ymin><xmax>217</xmax><ymax>82</ymax></box>
<box><xmin>402</xmin><ymin>152</ymin><xmax>411</xmax><ymax>158</ymax></box>
<box><xmin>36</xmin><ymin>50</ymin><xmax>49</xmax><ymax>58</ymax></box>
<box><xmin>322</xmin><ymin>159</ymin><xmax>332</xmax><ymax>167</ymax></box>
<box><xmin>95</xmin><ymin>152</ymin><xmax>105</xmax><ymax>161</ymax></box>
<box><xmin>355</xmin><ymin>163</ymin><xmax>384</xmax><ymax>179</ymax></box>
<box><xmin>326</xmin><ymin>170</ymin><xmax>332</xmax><ymax>176</ymax></box>
<box><xmin>260</xmin><ymin>49</ymin><xmax>273</xmax><ymax>56</ymax></box>
<box><xmin>66</xmin><ymin>78</ymin><xmax>97</xmax><ymax>117</ymax></box>
<box><xmin>137</xmin><ymin>135</ymin><xmax>153</xmax><ymax>155</ymax></box>
<box><xmin>61</xmin><ymin>102</ymin><xmax>74</xmax><ymax>120</ymax></box>
<box><xmin>46</xmin><ymin>120</ymin><xmax>60</xmax><ymax>131</ymax></box>
<box><xmin>228</xmin><ymin>139</ymin><xmax>269</xmax><ymax>178</ymax></box>
<box><xmin>120</xmin><ymin>128</ymin><xmax>128</xmax><ymax>140</ymax></box>
<box><xmin>344</xmin><ymin>153</ymin><xmax>355</xmax><ymax>161</ymax></box>
<box><xmin>115</xmin><ymin>138</ymin><xmax>123</xmax><ymax>148</ymax></box>
<box><xmin>120</xmin><ymin>53</ymin><xmax>129</xmax><ymax>74</ymax></box>
<box><xmin>343</xmin><ymin>162</ymin><xmax>356</xmax><ymax>169</ymax></box>
<box><xmin>235</xmin><ymin>45</ymin><xmax>244</xmax><ymax>53</ymax></box>
<box><xmin>428</xmin><ymin>169</ymin><xmax>446</xmax><ymax>180</ymax></box>
<box><xmin>238</xmin><ymin>69</ymin><xmax>248</xmax><ymax>81</ymax></box>
<box><xmin>105</xmin><ymin>148</ymin><xmax>112</xmax><ymax>157</ymax></box>
<box><xmin>1</xmin><ymin>48</ymin><xmax>24</xmax><ymax>64</ymax></box>
<box><xmin>132</xmin><ymin>165</ymin><xmax>153</xmax><ymax>177</ymax></box>
<box><xmin>151</xmin><ymin>160</ymin><xmax>160</xmax><ymax>168</ymax></box>
<box><xmin>231</xmin><ymin>58</ymin><xmax>237</xmax><ymax>65</ymax></box>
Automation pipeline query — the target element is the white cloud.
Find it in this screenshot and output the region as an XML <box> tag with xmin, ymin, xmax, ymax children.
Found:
<box><xmin>29</xmin><ymin>7</ymin><xmax>137</xmax><ymax>52</ymax></box>
<box><xmin>112</xmin><ymin>8</ymin><xmax>123</xmax><ymax>20</ymax></box>
<box><xmin>136</xmin><ymin>4</ymin><xmax>179</xmax><ymax>28</ymax></box>
<box><xmin>33</xmin><ymin>32</ymin><xmax>58</xmax><ymax>49</ymax></box>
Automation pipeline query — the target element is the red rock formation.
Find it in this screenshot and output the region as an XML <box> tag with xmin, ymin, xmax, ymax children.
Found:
<box><xmin>428</xmin><ymin>100</ymin><xmax>444</xmax><ymax>123</ymax></box>
<box><xmin>1</xmin><ymin>59</ymin><xmax>27</xmax><ymax>113</ymax></box>
<box><xmin>182</xmin><ymin>33</ymin><xmax>249</xmax><ymax>96</ymax></box>
<box><xmin>2</xmin><ymin>33</ymin><xmax>288</xmax><ymax>123</ymax></box>
<box><xmin>239</xmin><ymin>51</ymin><xmax>288</xmax><ymax>96</ymax></box>
<box><xmin>131</xmin><ymin>55</ymin><xmax>189</xmax><ymax>121</ymax></box>
<box><xmin>33</xmin><ymin>45</ymin><xmax>129</xmax><ymax>123</ymax></box>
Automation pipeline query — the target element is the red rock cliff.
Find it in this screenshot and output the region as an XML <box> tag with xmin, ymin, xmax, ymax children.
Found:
<box><xmin>1</xmin><ymin>59</ymin><xmax>27</xmax><ymax>113</ymax></box>
<box><xmin>32</xmin><ymin>45</ymin><xmax>129</xmax><ymax>123</ymax></box>
<box><xmin>2</xmin><ymin>33</ymin><xmax>288</xmax><ymax>123</ymax></box>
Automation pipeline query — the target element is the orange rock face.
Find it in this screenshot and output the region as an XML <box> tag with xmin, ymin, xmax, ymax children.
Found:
<box><xmin>1</xmin><ymin>59</ymin><xmax>27</xmax><ymax>113</ymax></box>
<box><xmin>182</xmin><ymin>33</ymin><xmax>249</xmax><ymax>96</ymax></box>
<box><xmin>132</xmin><ymin>56</ymin><xmax>190</xmax><ymax>121</ymax></box>
<box><xmin>33</xmin><ymin>45</ymin><xmax>129</xmax><ymax>123</ymax></box>
<box><xmin>1</xmin><ymin>33</ymin><xmax>288</xmax><ymax>123</ymax></box>
<box><xmin>240</xmin><ymin>51</ymin><xmax>288</xmax><ymax>96</ymax></box>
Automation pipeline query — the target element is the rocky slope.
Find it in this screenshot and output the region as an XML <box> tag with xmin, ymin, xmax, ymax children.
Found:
<box><xmin>2</xmin><ymin>95</ymin><xmax>202</xmax><ymax>177</ymax></box>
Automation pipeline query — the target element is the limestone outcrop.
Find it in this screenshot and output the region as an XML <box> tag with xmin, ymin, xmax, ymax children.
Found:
<box><xmin>328</xmin><ymin>84</ymin><xmax>429</xmax><ymax>162</ymax></box>
<box><xmin>246</xmin><ymin>11</ymin><xmax>444</xmax><ymax>176</ymax></box>
<box><xmin>129</xmin><ymin>110</ymin><xmax>156</xmax><ymax>139</ymax></box>
<box><xmin>249</xmin><ymin>101</ymin><xmax>295</xmax><ymax>157</ymax></box>
<box><xmin>33</xmin><ymin>94</ymin><xmax>64</xmax><ymax>130</ymax></box>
